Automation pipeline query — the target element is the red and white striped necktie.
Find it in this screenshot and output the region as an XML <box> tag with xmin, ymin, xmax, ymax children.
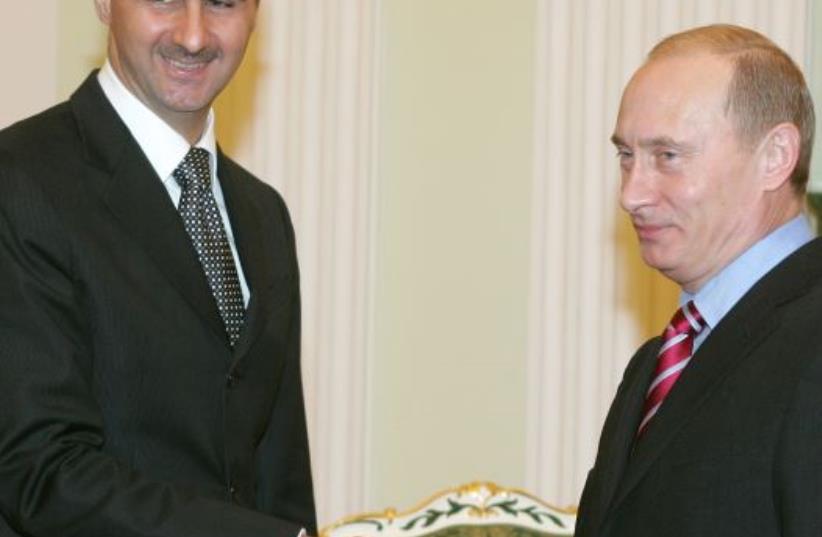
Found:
<box><xmin>637</xmin><ymin>300</ymin><xmax>706</xmax><ymax>437</ymax></box>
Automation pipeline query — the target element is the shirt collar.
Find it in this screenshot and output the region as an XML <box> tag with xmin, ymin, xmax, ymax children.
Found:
<box><xmin>97</xmin><ymin>60</ymin><xmax>218</xmax><ymax>182</ymax></box>
<box><xmin>682</xmin><ymin>213</ymin><xmax>814</xmax><ymax>330</ymax></box>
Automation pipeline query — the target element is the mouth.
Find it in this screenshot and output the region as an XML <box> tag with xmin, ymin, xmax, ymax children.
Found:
<box><xmin>633</xmin><ymin>223</ymin><xmax>668</xmax><ymax>241</ymax></box>
<box><xmin>158</xmin><ymin>49</ymin><xmax>218</xmax><ymax>79</ymax></box>
<box><xmin>165</xmin><ymin>58</ymin><xmax>210</xmax><ymax>72</ymax></box>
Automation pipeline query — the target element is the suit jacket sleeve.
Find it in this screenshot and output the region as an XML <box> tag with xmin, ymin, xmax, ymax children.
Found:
<box><xmin>0</xmin><ymin>149</ymin><xmax>303</xmax><ymax>536</ymax></box>
<box><xmin>255</xmin><ymin>193</ymin><xmax>318</xmax><ymax>536</ymax></box>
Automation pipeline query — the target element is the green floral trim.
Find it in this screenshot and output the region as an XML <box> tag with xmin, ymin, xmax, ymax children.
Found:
<box><xmin>399</xmin><ymin>497</ymin><xmax>566</xmax><ymax>532</ymax></box>
<box><xmin>485</xmin><ymin>500</ymin><xmax>566</xmax><ymax>528</ymax></box>
<box><xmin>403</xmin><ymin>499</ymin><xmax>473</xmax><ymax>530</ymax></box>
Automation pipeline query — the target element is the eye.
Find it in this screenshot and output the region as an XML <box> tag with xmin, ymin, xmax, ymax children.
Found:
<box><xmin>207</xmin><ymin>0</ymin><xmax>238</xmax><ymax>7</ymax></box>
<box><xmin>652</xmin><ymin>149</ymin><xmax>681</xmax><ymax>168</ymax></box>
<box><xmin>615</xmin><ymin>148</ymin><xmax>634</xmax><ymax>171</ymax></box>
<box><xmin>615</xmin><ymin>147</ymin><xmax>633</xmax><ymax>161</ymax></box>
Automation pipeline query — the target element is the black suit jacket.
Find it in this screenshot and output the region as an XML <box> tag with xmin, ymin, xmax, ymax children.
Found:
<box><xmin>576</xmin><ymin>236</ymin><xmax>822</xmax><ymax>537</ymax></box>
<box><xmin>0</xmin><ymin>73</ymin><xmax>317</xmax><ymax>536</ymax></box>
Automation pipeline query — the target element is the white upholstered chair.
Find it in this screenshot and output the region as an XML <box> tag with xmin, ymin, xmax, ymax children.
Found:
<box><xmin>321</xmin><ymin>482</ymin><xmax>576</xmax><ymax>537</ymax></box>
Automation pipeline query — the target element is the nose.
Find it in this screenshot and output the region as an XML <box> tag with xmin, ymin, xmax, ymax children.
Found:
<box><xmin>619</xmin><ymin>156</ymin><xmax>655</xmax><ymax>214</ymax></box>
<box><xmin>173</xmin><ymin>1</ymin><xmax>208</xmax><ymax>53</ymax></box>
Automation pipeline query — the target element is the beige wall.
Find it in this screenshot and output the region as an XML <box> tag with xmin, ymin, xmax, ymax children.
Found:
<box><xmin>0</xmin><ymin>3</ymin><xmax>58</xmax><ymax>128</ymax></box>
<box><xmin>811</xmin><ymin>0</ymin><xmax>822</xmax><ymax>192</ymax></box>
<box><xmin>56</xmin><ymin>1</ymin><xmax>107</xmax><ymax>100</ymax></box>
<box><xmin>370</xmin><ymin>0</ymin><xmax>536</xmax><ymax>510</ymax></box>
<box><xmin>0</xmin><ymin>1</ymin><xmax>105</xmax><ymax>129</ymax></box>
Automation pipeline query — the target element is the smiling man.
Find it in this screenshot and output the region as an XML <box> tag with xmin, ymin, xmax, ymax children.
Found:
<box><xmin>576</xmin><ymin>25</ymin><xmax>821</xmax><ymax>537</ymax></box>
<box><xmin>0</xmin><ymin>1</ymin><xmax>316</xmax><ymax>536</ymax></box>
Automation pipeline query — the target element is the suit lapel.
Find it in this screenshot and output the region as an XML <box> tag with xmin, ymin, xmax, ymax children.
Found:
<box><xmin>217</xmin><ymin>153</ymin><xmax>278</xmax><ymax>363</ymax></box>
<box><xmin>585</xmin><ymin>338</ymin><xmax>660</xmax><ymax>535</ymax></box>
<box><xmin>70</xmin><ymin>73</ymin><xmax>228</xmax><ymax>348</ymax></box>
<box><xmin>604</xmin><ymin>237</ymin><xmax>822</xmax><ymax>523</ymax></box>
<box><xmin>607</xmin><ymin>302</ymin><xmax>777</xmax><ymax>515</ymax></box>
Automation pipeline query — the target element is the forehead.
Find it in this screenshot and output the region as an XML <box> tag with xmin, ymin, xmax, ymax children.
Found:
<box><xmin>106</xmin><ymin>0</ymin><xmax>258</xmax><ymax>17</ymax></box>
<box><xmin>615</xmin><ymin>53</ymin><xmax>735</xmax><ymax>142</ymax></box>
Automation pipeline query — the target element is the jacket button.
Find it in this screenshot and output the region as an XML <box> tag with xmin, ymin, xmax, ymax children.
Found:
<box><xmin>229</xmin><ymin>484</ymin><xmax>237</xmax><ymax>499</ymax></box>
<box><xmin>226</xmin><ymin>373</ymin><xmax>237</xmax><ymax>388</ymax></box>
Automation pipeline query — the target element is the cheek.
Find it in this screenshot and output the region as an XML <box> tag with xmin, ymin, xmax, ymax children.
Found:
<box><xmin>222</xmin><ymin>21</ymin><xmax>255</xmax><ymax>54</ymax></box>
<box><xmin>116</xmin><ymin>29</ymin><xmax>161</xmax><ymax>68</ymax></box>
<box><xmin>669</xmin><ymin>168</ymin><xmax>726</xmax><ymax>221</ymax></box>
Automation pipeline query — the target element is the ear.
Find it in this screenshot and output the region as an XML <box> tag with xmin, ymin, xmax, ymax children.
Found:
<box><xmin>758</xmin><ymin>122</ymin><xmax>801</xmax><ymax>192</ymax></box>
<box><xmin>93</xmin><ymin>0</ymin><xmax>112</xmax><ymax>25</ymax></box>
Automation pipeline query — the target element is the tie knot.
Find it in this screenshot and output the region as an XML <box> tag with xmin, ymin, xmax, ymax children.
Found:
<box><xmin>173</xmin><ymin>147</ymin><xmax>211</xmax><ymax>190</ymax></box>
<box><xmin>665</xmin><ymin>300</ymin><xmax>706</xmax><ymax>339</ymax></box>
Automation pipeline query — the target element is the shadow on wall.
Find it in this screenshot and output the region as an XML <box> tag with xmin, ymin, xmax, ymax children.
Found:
<box><xmin>215</xmin><ymin>29</ymin><xmax>264</xmax><ymax>158</ymax></box>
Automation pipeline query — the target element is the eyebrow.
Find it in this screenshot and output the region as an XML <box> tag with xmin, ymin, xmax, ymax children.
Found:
<box><xmin>610</xmin><ymin>134</ymin><xmax>689</xmax><ymax>150</ymax></box>
<box><xmin>610</xmin><ymin>134</ymin><xmax>626</xmax><ymax>147</ymax></box>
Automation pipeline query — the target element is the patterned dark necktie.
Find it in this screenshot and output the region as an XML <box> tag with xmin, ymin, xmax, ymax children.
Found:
<box><xmin>637</xmin><ymin>300</ymin><xmax>706</xmax><ymax>436</ymax></box>
<box><xmin>174</xmin><ymin>147</ymin><xmax>245</xmax><ymax>347</ymax></box>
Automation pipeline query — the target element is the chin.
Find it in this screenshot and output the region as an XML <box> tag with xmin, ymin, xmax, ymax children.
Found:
<box><xmin>158</xmin><ymin>85</ymin><xmax>219</xmax><ymax>111</ymax></box>
<box><xmin>161</xmin><ymin>95</ymin><xmax>214</xmax><ymax>114</ymax></box>
<box><xmin>640</xmin><ymin>251</ymin><xmax>676</xmax><ymax>275</ymax></box>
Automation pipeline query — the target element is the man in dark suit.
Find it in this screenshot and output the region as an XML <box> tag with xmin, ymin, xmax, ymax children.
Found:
<box><xmin>0</xmin><ymin>1</ymin><xmax>316</xmax><ymax>535</ymax></box>
<box><xmin>576</xmin><ymin>24</ymin><xmax>822</xmax><ymax>537</ymax></box>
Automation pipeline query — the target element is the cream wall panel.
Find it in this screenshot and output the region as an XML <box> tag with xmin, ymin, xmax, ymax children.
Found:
<box><xmin>0</xmin><ymin>2</ymin><xmax>58</xmax><ymax>128</ymax></box>
<box><xmin>810</xmin><ymin>1</ymin><xmax>822</xmax><ymax>192</ymax></box>
<box><xmin>527</xmin><ymin>0</ymin><xmax>809</xmax><ymax>508</ymax></box>
<box><xmin>56</xmin><ymin>1</ymin><xmax>107</xmax><ymax>99</ymax></box>
<box><xmin>370</xmin><ymin>0</ymin><xmax>536</xmax><ymax>512</ymax></box>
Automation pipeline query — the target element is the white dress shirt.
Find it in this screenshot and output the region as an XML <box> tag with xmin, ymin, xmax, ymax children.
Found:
<box><xmin>97</xmin><ymin>60</ymin><xmax>250</xmax><ymax>306</ymax></box>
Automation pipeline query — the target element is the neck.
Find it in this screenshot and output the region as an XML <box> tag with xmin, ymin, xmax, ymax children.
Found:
<box><xmin>679</xmin><ymin>198</ymin><xmax>805</xmax><ymax>294</ymax></box>
<box><xmin>167</xmin><ymin>111</ymin><xmax>209</xmax><ymax>145</ymax></box>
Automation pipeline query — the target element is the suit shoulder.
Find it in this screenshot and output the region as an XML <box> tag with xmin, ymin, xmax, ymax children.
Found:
<box><xmin>0</xmin><ymin>100</ymin><xmax>78</xmax><ymax>159</ymax></box>
<box><xmin>624</xmin><ymin>337</ymin><xmax>660</xmax><ymax>377</ymax></box>
<box><xmin>219</xmin><ymin>155</ymin><xmax>289</xmax><ymax>211</ymax></box>
<box><xmin>724</xmin><ymin>237</ymin><xmax>822</xmax><ymax>335</ymax></box>
<box><xmin>734</xmin><ymin>238</ymin><xmax>822</xmax><ymax>384</ymax></box>
<box><xmin>0</xmin><ymin>100</ymin><xmax>85</xmax><ymax>204</ymax></box>
<box><xmin>0</xmin><ymin>101</ymin><xmax>90</xmax><ymax>242</ymax></box>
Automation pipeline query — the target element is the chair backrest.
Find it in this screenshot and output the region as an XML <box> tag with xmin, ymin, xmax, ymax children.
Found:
<box><xmin>321</xmin><ymin>482</ymin><xmax>576</xmax><ymax>537</ymax></box>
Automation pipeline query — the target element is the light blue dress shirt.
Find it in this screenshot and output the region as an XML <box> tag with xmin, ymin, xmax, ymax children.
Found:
<box><xmin>682</xmin><ymin>213</ymin><xmax>815</xmax><ymax>352</ymax></box>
